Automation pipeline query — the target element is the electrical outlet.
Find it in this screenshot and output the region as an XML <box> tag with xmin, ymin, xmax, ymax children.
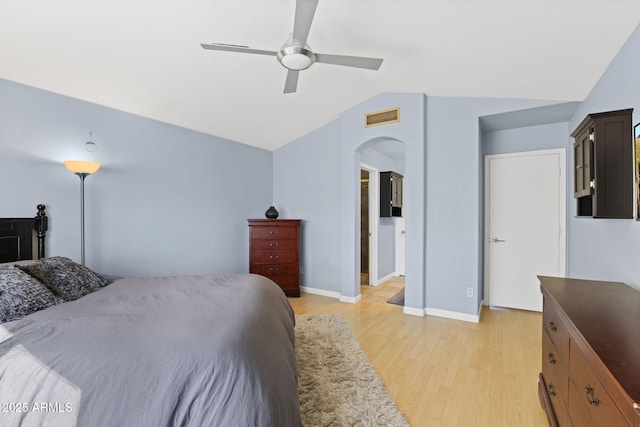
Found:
<box><xmin>466</xmin><ymin>287</ymin><xmax>473</xmax><ymax>298</ymax></box>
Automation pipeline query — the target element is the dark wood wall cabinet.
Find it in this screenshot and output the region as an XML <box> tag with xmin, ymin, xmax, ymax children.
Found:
<box><xmin>248</xmin><ymin>219</ymin><xmax>301</xmax><ymax>297</ymax></box>
<box><xmin>380</xmin><ymin>171</ymin><xmax>403</xmax><ymax>217</ymax></box>
<box><xmin>572</xmin><ymin>109</ymin><xmax>633</xmax><ymax>218</ymax></box>
<box><xmin>538</xmin><ymin>276</ymin><xmax>640</xmax><ymax>427</ymax></box>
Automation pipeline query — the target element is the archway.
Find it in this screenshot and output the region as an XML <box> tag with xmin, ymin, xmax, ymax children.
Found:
<box><xmin>337</xmin><ymin>93</ymin><xmax>427</xmax><ymax>315</ymax></box>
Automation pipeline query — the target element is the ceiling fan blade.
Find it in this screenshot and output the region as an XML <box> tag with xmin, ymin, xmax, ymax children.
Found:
<box><xmin>314</xmin><ymin>53</ymin><xmax>383</xmax><ymax>70</ymax></box>
<box><xmin>292</xmin><ymin>0</ymin><xmax>319</xmax><ymax>46</ymax></box>
<box><xmin>201</xmin><ymin>43</ymin><xmax>277</xmax><ymax>57</ymax></box>
<box><xmin>284</xmin><ymin>69</ymin><xmax>300</xmax><ymax>93</ymax></box>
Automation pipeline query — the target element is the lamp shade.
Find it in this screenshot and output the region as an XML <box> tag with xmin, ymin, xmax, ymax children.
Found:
<box><xmin>64</xmin><ymin>160</ymin><xmax>101</xmax><ymax>174</ymax></box>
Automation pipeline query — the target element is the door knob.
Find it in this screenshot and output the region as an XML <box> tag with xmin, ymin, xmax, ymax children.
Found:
<box><xmin>492</xmin><ymin>238</ymin><xmax>506</xmax><ymax>243</ymax></box>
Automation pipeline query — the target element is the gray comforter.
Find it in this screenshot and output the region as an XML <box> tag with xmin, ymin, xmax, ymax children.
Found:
<box><xmin>0</xmin><ymin>274</ymin><xmax>300</xmax><ymax>427</ymax></box>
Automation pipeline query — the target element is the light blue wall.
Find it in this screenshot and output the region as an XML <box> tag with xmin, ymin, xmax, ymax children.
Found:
<box><xmin>340</xmin><ymin>93</ymin><xmax>427</xmax><ymax>307</ymax></box>
<box><xmin>274</xmin><ymin>93</ymin><xmax>425</xmax><ymax>305</ymax></box>
<box><xmin>274</xmin><ymin>91</ymin><xmax>570</xmax><ymax>316</ymax></box>
<box><xmin>566</xmin><ymin>23</ymin><xmax>640</xmax><ymax>289</ymax></box>
<box><xmin>0</xmin><ymin>78</ymin><xmax>273</xmax><ymax>277</ymax></box>
<box><xmin>378</xmin><ymin>218</ymin><xmax>396</xmax><ymax>278</ymax></box>
<box><xmin>482</xmin><ymin>122</ymin><xmax>570</xmax><ymax>156</ymax></box>
<box><xmin>272</xmin><ymin>120</ymin><xmax>342</xmax><ymax>292</ymax></box>
<box><xmin>360</xmin><ymin>145</ymin><xmax>406</xmax><ymax>174</ymax></box>
<box><xmin>425</xmin><ymin>96</ymin><xmax>571</xmax><ymax>314</ymax></box>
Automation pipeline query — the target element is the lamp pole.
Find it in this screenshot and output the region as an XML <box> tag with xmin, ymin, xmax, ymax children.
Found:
<box><xmin>65</xmin><ymin>160</ymin><xmax>100</xmax><ymax>266</ymax></box>
<box><xmin>76</xmin><ymin>172</ymin><xmax>90</xmax><ymax>265</ymax></box>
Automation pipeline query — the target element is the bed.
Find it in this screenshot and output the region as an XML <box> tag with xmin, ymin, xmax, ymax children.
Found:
<box><xmin>0</xmin><ymin>205</ymin><xmax>301</xmax><ymax>426</ymax></box>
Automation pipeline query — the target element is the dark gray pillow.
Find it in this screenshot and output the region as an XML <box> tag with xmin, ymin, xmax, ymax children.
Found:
<box><xmin>94</xmin><ymin>273</ymin><xmax>123</xmax><ymax>285</ymax></box>
<box><xmin>0</xmin><ymin>267</ymin><xmax>63</xmax><ymax>322</ymax></box>
<box><xmin>17</xmin><ymin>256</ymin><xmax>105</xmax><ymax>302</ymax></box>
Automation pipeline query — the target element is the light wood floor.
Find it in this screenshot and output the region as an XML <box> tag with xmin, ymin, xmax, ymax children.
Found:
<box><xmin>288</xmin><ymin>279</ymin><xmax>548</xmax><ymax>426</ymax></box>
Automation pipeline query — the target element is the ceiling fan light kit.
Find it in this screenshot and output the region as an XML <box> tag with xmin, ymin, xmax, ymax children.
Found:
<box><xmin>201</xmin><ymin>0</ymin><xmax>383</xmax><ymax>93</ymax></box>
<box><xmin>277</xmin><ymin>45</ymin><xmax>316</xmax><ymax>71</ymax></box>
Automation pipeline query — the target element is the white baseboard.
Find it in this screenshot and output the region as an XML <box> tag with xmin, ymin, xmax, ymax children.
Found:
<box><xmin>300</xmin><ymin>286</ymin><xmax>482</xmax><ymax>323</ymax></box>
<box><xmin>403</xmin><ymin>306</ymin><xmax>426</xmax><ymax>317</ymax></box>
<box><xmin>299</xmin><ymin>286</ymin><xmax>361</xmax><ymax>304</ymax></box>
<box><xmin>425</xmin><ymin>307</ymin><xmax>480</xmax><ymax>323</ymax></box>
<box><xmin>339</xmin><ymin>294</ymin><xmax>361</xmax><ymax>304</ymax></box>
<box><xmin>300</xmin><ymin>286</ymin><xmax>341</xmax><ymax>299</ymax></box>
<box><xmin>403</xmin><ymin>304</ymin><xmax>483</xmax><ymax>323</ymax></box>
<box><xmin>376</xmin><ymin>272</ymin><xmax>397</xmax><ymax>285</ymax></box>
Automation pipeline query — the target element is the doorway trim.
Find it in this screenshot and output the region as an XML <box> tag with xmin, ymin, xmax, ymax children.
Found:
<box><xmin>361</xmin><ymin>163</ymin><xmax>379</xmax><ymax>286</ymax></box>
<box><xmin>483</xmin><ymin>148</ymin><xmax>566</xmax><ymax>306</ymax></box>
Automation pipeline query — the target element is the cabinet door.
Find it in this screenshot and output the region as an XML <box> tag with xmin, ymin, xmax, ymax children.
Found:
<box><xmin>391</xmin><ymin>174</ymin><xmax>403</xmax><ymax>208</ymax></box>
<box><xmin>574</xmin><ymin>128</ymin><xmax>593</xmax><ymax>198</ymax></box>
<box><xmin>380</xmin><ymin>172</ymin><xmax>392</xmax><ymax>217</ymax></box>
<box><xmin>380</xmin><ymin>171</ymin><xmax>403</xmax><ymax>217</ymax></box>
<box><xmin>592</xmin><ymin>113</ymin><xmax>633</xmax><ymax>218</ymax></box>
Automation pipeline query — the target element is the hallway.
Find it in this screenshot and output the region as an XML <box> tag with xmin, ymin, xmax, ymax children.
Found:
<box><xmin>360</xmin><ymin>276</ymin><xmax>404</xmax><ymax>305</ymax></box>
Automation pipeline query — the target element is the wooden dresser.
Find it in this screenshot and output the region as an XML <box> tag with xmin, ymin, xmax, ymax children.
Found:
<box><xmin>248</xmin><ymin>219</ymin><xmax>301</xmax><ymax>297</ymax></box>
<box><xmin>538</xmin><ymin>276</ymin><xmax>640</xmax><ymax>426</ymax></box>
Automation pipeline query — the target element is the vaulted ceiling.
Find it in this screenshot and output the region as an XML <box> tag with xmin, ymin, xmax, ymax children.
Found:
<box><xmin>1</xmin><ymin>1</ymin><xmax>639</xmax><ymax>150</ymax></box>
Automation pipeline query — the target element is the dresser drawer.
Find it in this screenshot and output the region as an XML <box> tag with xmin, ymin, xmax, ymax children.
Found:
<box><xmin>542</xmin><ymin>329</ymin><xmax>569</xmax><ymax>404</ymax></box>
<box><xmin>543</xmin><ymin>299</ymin><xmax>570</xmax><ymax>365</ymax></box>
<box><xmin>568</xmin><ymin>381</ymin><xmax>597</xmax><ymax>427</ymax></box>
<box><xmin>569</xmin><ymin>344</ymin><xmax>628</xmax><ymax>427</ymax></box>
<box><xmin>269</xmin><ymin>275</ymin><xmax>298</xmax><ymax>289</ymax></box>
<box><xmin>251</xmin><ymin>251</ymin><xmax>297</xmax><ymax>265</ymax></box>
<box><xmin>251</xmin><ymin>227</ymin><xmax>297</xmax><ymax>240</ymax></box>
<box><xmin>251</xmin><ymin>239</ymin><xmax>297</xmax><ymax>252</ymax></box>
<box><xmin>548</xmin><ymin>377</ymin><xmax>569</xmax><ymax>427</ymax></box>
<box><xmin>250</xmin><ymin>264</ymin><xmax>298</xmax><ymax>277</ymax></box>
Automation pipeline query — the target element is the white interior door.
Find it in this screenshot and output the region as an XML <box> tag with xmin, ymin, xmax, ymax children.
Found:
<box><xmin>485</xmin><ymin>149</ymin><xmax>565</xmax><ymax>312</ymax></box>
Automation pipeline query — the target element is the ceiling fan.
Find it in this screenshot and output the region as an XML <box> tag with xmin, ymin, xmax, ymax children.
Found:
<box><xmin>201</xmin><ymin>0</ymin><xmax>384</xmax><ymax>94</ymax></box>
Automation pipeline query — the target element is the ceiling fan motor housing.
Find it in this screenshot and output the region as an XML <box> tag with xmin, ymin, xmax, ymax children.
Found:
<box><xmin>277</xmin><ymin>45</ymin><xmax>316</xmax><ymax>70</ymax></box>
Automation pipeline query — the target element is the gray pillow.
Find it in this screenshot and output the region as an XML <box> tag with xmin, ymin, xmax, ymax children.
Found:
<box><xmin>17</xmin><ymin>256</ymin><xmax>105</xmax><ymax>302</ymax></box>
<box><xmin>0</xmin><ymin>267</ymin><xmax>63</xmax><ymax>322</ymax></box>
<box><xmin>0</xmin><ymin>260</ymin><xmax>37</xmax><ymax>270</ymax></box>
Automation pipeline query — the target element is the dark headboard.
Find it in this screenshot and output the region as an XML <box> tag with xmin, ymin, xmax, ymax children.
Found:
<box><xmin>0</xmin><ymin>204</ymin><xmax>48</xmax><ymax>263</ymax></box>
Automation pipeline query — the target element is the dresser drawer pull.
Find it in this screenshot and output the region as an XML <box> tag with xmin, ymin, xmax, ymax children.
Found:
<box><xmin>549</xmin><ymin>321</ymin><xmax>558</xmax><ymax>332</ymax></box>
<box><xmin>585</xmin><ymin>384</ymin><xmax>600</xmax><ymax>406</ymax></box>
<box><xmin>270</xmin><ymin>243</ymin><xmax>279</xmax><ymax>247</ymax></box>
<box><xmin>270</xmin><ymin>255</ymin><xmax>279</xmax><ymax>260</ymax></box>
<box><xmin>269</xmin><ymin>231</ymin><xmax>279</xmax><ymax>235</ymax></box>
<box><xmin>269</xmin><ymin>267</ymin><xmax>279</xmax><ymax>272</ymax></box>
<box><xmin>548</xmin><ymin>383</ymin><xmax>556</xmax><ymax>397</ymax></box>
<box><xmin>548</xmin><ymin>353</ymin><xmax>557</xmax><ymax>365</ymax></box>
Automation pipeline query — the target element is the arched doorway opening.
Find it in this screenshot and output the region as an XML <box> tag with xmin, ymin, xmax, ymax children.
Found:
<box><xmin>337</xmin><ymin>93</ymin><xmax>426</xmax><ymax>315</ymax></box>
<box><xmin>359</xmin><ymin>139</ymin><xmax>406</xmax><ymax>302</ymax></box>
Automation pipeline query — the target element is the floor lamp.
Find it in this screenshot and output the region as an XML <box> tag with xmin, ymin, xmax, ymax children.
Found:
<box><xmin>64</xmin><ymin>160</ymin><xmax>101</xmax><ymax>265</ymax></box>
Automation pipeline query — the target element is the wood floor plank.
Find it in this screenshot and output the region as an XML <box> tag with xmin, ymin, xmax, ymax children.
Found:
<box><xmin>288</xmin><ymin>281</ymin><xmax>548</xmax><ymax>426</ymax></box>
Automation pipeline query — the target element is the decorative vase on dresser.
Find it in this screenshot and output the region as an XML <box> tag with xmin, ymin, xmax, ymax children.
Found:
<box><xmin>248</xmin><ymin>219</ymin><xmax>301</xmax><ymax>297</ymax></box>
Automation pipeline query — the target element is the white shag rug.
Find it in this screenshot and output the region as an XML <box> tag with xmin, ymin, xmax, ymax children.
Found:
<box><xmin>295</xmin><ymin>314</ymin><xmax>409</xmax><ymax>427</ymax></box>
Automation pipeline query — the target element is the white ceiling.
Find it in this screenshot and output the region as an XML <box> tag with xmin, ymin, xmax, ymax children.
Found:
<box><xmin>1</xmin><ymin>1</ymin><xmax>639</xmax><ymax>151</ymax></box>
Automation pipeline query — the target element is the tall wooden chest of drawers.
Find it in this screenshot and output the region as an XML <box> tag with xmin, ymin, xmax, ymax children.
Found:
<box><xmin>538</xmin><ymin>276</ymin><xmax>640</xmax><ymax>427</ymax></box>
<box><xmin>248</xmin><ymin>219</ymin><xmax>301</xmax><ymax>297</ymax></box>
